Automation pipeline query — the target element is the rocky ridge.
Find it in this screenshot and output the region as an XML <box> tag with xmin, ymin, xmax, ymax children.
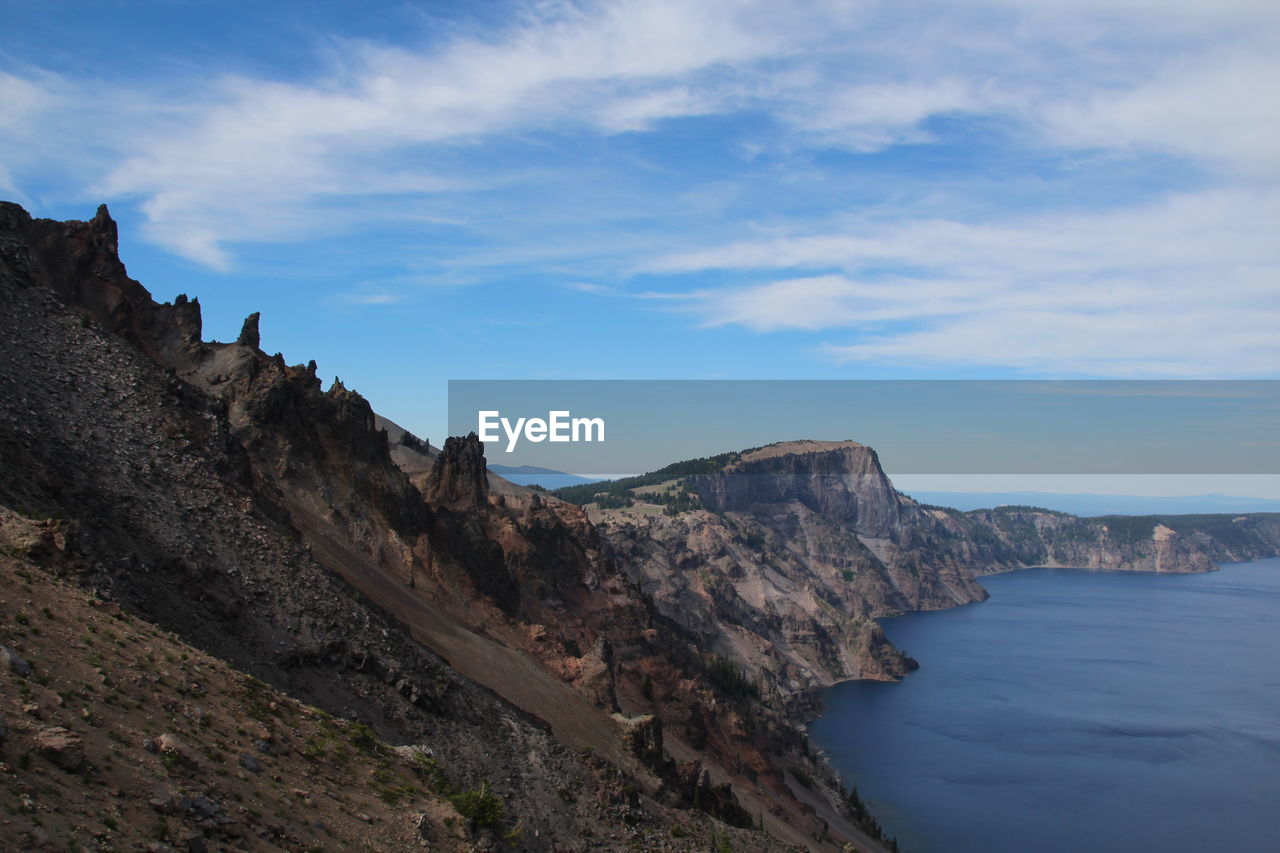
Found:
<box><xmin>0</xmin><ymin>202</ymin><xmax>888</xmax><ymax>851</ymax></box>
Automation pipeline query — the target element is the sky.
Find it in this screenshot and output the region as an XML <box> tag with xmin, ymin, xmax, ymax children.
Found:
<box><xmin>2</xmin><ymin>1</ymin><xmax>1278</xmax><ymax>493</ymax></box>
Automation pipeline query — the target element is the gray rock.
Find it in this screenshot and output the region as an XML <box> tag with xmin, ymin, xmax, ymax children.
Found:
<box><xmin>238</xmin><ymin>751</ymin><xmax>261</xmax><ymax>773</ymax></box>
<box><xmin>149</xmin><ymin>791</ymin><xmax>179</xmax><ymax>814</ymax></box>
<box><xmin>187</xmin><ymin>794</ymin><xmax>219</xmax><ymax>819</ymax></box>
<box><xmin>0</xmin><ymin>644</ymin><xmax>32</xmax><ymax>678</ymax></box>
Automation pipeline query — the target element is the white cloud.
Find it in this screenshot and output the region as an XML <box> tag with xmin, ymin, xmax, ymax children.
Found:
<box><xmin>821</xmin><ymin>302</ymin><xmax>1280</xmax><ymax>377</ymax></box>
<box><xmin>62</xmin><ymin>0</ymin><xmax>792</xmax><ymax>266</ymax></box>
<box><xmin>595</xmin><ymin>86</ymin><xmax>715</xmax><ymax>132</ymax></box>
<box><xmin>784</xmin><ymin>77</ymin><xmax>1001</xmax><ymax>151</ymax></box>
<box><xmin>652</xmin><ymin>189</ymin><xmax>1280</xmax><ymax>280</ymax></box>
<box><xmin>561</xmin><ymin>280</ymin><xmax>614</xmax><ymax>293</ymax></box>
<box><xmin>337</xmin><ymin>284</ymin><xmax>409</xmax><ymax>306</ymax></box>
<box><xmin>1042</xmin><ymin>52</ymin><xmax>1280</xmax><ymax>178</ymax></box>
<box><xmin>0</xmin><ymin>0</ymin><xmax>1276</xmax><ymax>390</ymax></box>
<box><xmin>653</xmin><ymin>188</ymin><xmax>1280</xmax><ymax>375</ymax></box>
<box><xmin>0</xmin><ymin>72</ymin><xmax>55</xmax><ymax>135</ymax></box>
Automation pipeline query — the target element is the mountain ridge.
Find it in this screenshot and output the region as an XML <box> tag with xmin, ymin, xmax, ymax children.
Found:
<box><xmin>0</xmin><ymin>201</ymin><xmax>893</xmax><ymax>852</ymax></box>
<box><xmin>905</xmin><ymin>489</ymin><xmax>1280</xmax><ymax>516</ymax></box>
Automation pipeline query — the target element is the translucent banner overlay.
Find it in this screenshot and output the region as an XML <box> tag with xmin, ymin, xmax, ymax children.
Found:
<box><xmin>446</xmin><ymin>380</ymin><xmax>1280</xmax><ymax>476</ymax></box>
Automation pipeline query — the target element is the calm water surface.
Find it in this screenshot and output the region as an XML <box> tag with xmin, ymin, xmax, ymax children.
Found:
<box><xmin>810</xmin><ymin>558</ymin><xmax>1280</xmax><ymax>853</ymax></box>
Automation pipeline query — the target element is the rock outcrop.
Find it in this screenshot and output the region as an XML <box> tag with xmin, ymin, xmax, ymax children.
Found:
<box><xmin>422</xmin><ymin>433</ymin><xmax>490</xmax><ymax>507</ymax></box>
<box><xmin>601</xmin><ymin>441</ymin><xmax>986</xmax><ymax>702</ymax></box>
<box><xmin>693</xmin><ymin>441</ymin><xmax>902</xmax><ymax>538</ymax></box>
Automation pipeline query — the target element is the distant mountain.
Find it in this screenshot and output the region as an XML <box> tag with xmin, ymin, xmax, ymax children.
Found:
<box><xmin>487</xmin><ymin>463</ymin><xmax>601</xmax><ymax>490</ymax></box>
<box><xmin>907</xmin><ymin>490</ymin><xmax>1280</xmax><ymax>517</ymax></box>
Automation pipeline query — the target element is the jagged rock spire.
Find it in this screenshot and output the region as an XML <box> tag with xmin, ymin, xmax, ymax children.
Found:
<box><xmin>90</xmin><ymin>204</ymin><xmax>118</xmax><ymax>253</ymax></box>
<box><xmin>237</xmin><ymin>312</ymin><xmax>260</xmax><ymax>348</ymax></box>
<box><xmin>423</xmin><ymin>433</ymin><xmax>489</xmax><ymax>507</ymax></box>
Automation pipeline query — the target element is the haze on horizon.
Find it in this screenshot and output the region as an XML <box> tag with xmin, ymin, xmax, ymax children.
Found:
<box><xmin>2</xmin><ymin>0</ymin><xmax>1277</xmax><ymax>492</ymax></box>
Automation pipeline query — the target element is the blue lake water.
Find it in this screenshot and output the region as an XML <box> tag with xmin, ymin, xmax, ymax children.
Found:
<box><xmin>810</xmin><ymin>558</ymin><xmax>1280</xmax><ymax>853</ymax></box>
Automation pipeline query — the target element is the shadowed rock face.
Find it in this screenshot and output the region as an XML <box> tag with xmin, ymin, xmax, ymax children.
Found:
<box><xmin>2</xmin><ymin>202</ymin><xmax>205</xmax><ymax>365</ymax></box>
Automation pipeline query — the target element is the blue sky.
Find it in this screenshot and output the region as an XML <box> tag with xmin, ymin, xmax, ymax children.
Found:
<box><xmin>2</xmin><ymin>0</ymin><xmax>1278</xmax><ymax>464</ymax></box>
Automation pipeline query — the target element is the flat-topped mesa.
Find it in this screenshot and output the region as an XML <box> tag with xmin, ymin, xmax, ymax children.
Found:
<box><xmin>691</xmin><ymin>439</ymin><xmax>902</xmax><ymax>539</ymax></box>
<box><xmin>729</xmin><ymin>439</ymin><xmax>866</xmax><ymax>467</ymax></box>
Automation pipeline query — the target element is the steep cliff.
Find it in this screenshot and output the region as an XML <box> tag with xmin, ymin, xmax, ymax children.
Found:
<box><xmin>906</xmin><ymin>504</ymin><xmax>1280</xmax><ymax>576</ymax></box>
<box><xmin>597</xmin><ymin>441</ymin><xmax>985</xmax><ymax>704</ymax></box>
<box><xmin>695</xmin><ymin>441</ymin><xmax>902</xmax><ymax>538</ymax></box>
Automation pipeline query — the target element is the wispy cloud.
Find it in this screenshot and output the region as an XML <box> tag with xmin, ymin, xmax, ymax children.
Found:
<box><xmin>1</xmin><ymin>0</ymin><xmax>1277</xmax><ymax>377</ymax></box>
<box><xmin>6</xmin><ymin>1</ymin><xmax>1277</xmax><ymax>260</ymax></box>
<box><xmin>334</xmin><ymin>284</ymin><xmax>411</xmax><ymax>306</ymax></box>
<box><xmin>79</xmin><ymin>0</ymin><xmax>787</xmax><ymax>267</ymax></box>
<box><xmin>561</xmin><ymin>281</ymin><xmax>614</xmax><ymax>294</ymax></box>
<box><xmin>1041</xmin><ymin>52</ymin><xmax>1280</xmax><ymax>178</ymax></box>
<box><xmin>651</xmin><ymin>188</ymin><xmax>1280</xmax><ymax>375</ymax></box>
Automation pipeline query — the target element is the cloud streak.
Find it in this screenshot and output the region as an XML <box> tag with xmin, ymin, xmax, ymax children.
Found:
<box><xmin>0</xmin><ymin>0</ymin><xmax>1277</xmax><ymax>377</ymax></box>
<box><xmin>652</xmin><ymin>188</ymin><xmax>1280</xmax><ymax>375</ymax></box>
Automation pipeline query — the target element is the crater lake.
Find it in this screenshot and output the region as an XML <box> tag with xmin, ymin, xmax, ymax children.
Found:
<box><xmin>810</xmin><ymin>557</ymin><xmax>1280</xmax><ymax>853</ymax></box>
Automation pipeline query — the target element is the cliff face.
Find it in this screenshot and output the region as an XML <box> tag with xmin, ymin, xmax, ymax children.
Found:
<box><xmin>905</xmin><ymin>504</ymin><xmax>1280</xmax><ymax>577</ymax></box>
<box><xmin>602</xmin><ymin>441</ymin><xmax>988</xmax><ymax>703</ymax></box>
<box><xmin>0</xmin><ymin>201</ymin><xmax>672</xmax><ymax>850</ymax></box>
<box><xmin>692</xmin><ymin>441</ymin><xmax>902</xmax><ymax>538</ymax></box>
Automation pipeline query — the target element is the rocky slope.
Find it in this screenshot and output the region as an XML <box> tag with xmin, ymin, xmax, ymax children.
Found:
<box><xmin>0</xmin><ymin>506</ymin><xmax>504</xmax><ymax>852</ymax></box>
<box><xmin>0</xmin><ymin>202</ymin><xmax>889</xmax><ymax>852</ymax></box>
<box><xmin>1</xmin><ymin>504</ymin><xmax>803</xmax><ymax>853</ymax></box>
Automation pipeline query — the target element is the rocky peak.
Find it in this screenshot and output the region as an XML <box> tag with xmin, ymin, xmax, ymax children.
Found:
<box><xmin>89</xmin><ymin>203</ymin><xmax>118</xmax><ymax>253</ymax></box>
<box><xmin>237</xmin><ymin>311</ymin><xmax>261</xmax><ymax>349</ymax></box>
<box><xmin>423</xmin><ymin>433</ymin><xmax>490</xmax><ymax>507</ymax></box>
